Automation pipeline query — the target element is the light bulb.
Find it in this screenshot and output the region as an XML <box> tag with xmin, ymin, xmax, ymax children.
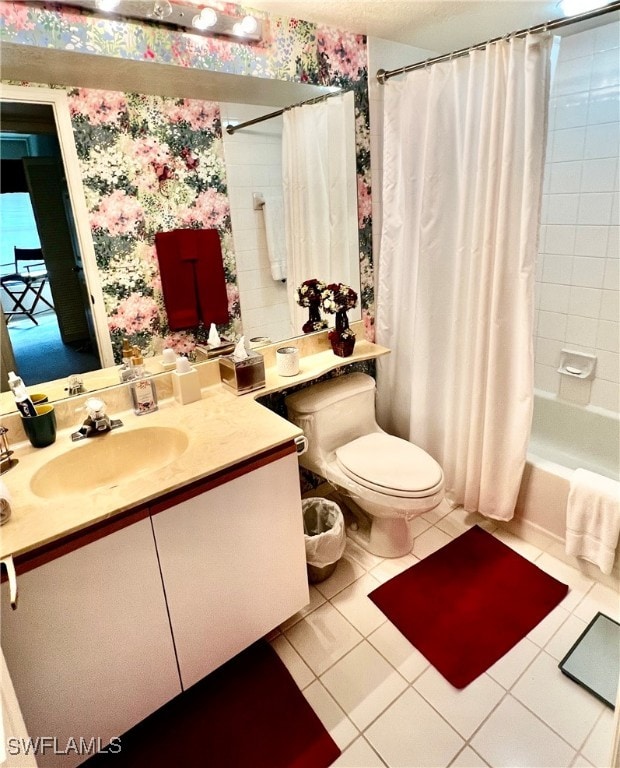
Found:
<box><xmin>95</xmin><ymin>0</ymin><xmax>121</xmax><ymax>11</ymax></box>
<box><xmin>192</xmin><ymin>14</ymin><xmax>208</xmax><ymax>31</ymax></box>
<box><xmin>232</xmin><ymin>22</ymin><xmax>244</xmax><ymax>36</ymax></box>
<box><xmin>151</xmin><ymin>0</ymin><xmax>172</xmax><ymax>20</ymax></box>
<box><xmin>240</xmin><ymin>15</ymin><xmax>258</xmax><ymax>34</ymax></box>
<box><xmin>199</xmin><ymin>7</ymin><xmax>218</xmax><ymax>27</ymax></box>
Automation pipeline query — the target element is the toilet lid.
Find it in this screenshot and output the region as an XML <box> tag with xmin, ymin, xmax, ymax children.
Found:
<box><xmin>335</xmin><ymin>433</ymin><xmax>443</xmax><ymax>495</ymax></box>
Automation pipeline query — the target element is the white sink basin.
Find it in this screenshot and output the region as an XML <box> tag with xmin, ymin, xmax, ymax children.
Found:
<box><xmin>30</xmin><ymin>427</ymin><xmax>189</xmax><ymax>499</ymax></box>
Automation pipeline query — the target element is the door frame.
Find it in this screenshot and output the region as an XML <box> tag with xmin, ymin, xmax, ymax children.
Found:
<box><xmin>0</xmin><ymin>84</ymin><xmax>114</xmax><ymax>367</ymax></box>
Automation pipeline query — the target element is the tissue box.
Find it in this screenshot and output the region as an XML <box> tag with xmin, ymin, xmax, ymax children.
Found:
<box><xmin>219</xmin><ymin>352</ymin><xmax>265</xmax><ymax>395</ymax></box>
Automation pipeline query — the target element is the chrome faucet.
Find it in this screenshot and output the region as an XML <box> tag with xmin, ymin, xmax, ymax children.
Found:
<box><xmin>71</xmin><ymin>397</ymin><xmax>123</xmax><ymax>441</ymax></box>
<box><xmin>0</xmin><ymin>426</ymin><xmax>18</xmax><ymax>473</ymax></box>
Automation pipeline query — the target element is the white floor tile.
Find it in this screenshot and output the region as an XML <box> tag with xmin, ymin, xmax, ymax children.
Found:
<box><xmin>408</xmin><ymin>514</ymin><xmax>434</xmax><ymax>538</ymax></box>
<box><xmin>367</xmin><ymin>621</ymin><xmax>430</xmax><ymax>683</ymax></box>
<box><xmin>370</xmin><ymin>552</ymin><xmax>417</xmax><ymax>584</ymax></box>
<box><xmin>436</xmin><ymin>508</ymin><xmax>481</xmax><ymax>538</ymax></box>
<box><xmin>528</xmin><ymin>604</ymin><xmax>571</xmax><ymax>647</ymax></box>
<box><xmin>470</xmin><ymin>695</ymin><xmax>576</xmax><ymax>768</ymax></box>
<box><xmin>486</xmin><ymin>637</ymin><xmax>541</xmax><ymax>690</ymax></box>
<box><xmin>284</xmin><ymin>601</ymin><xmax>363</xmax><ymax>676</ymax></box>
<box><xmin>365</xmin><ymin>688</ymin><xmax>464</xmax><ymax>768</ymax></box>
<box><xmin>331</xmin><ymin>573</ymin><xmax>387</xmax><ymax>637</ymax></box>
<box><xmin>491</xmin><ymin>528</ymin><xmax>544</xmax><ymax>562</ymax></box>
<box><xmin>511</xmin><ymin>652</ymin><xmax>604</xmax><ymax>750</ymax></box>
<box><xmin>580</xmin><ymin>707</ymin><xmax>616</xmax><ymax>768</ymax></box>
<box><xmin>331</xmin><ymin>736</ymin><xmax>387</xmax><ymax>767</ymax></box>
<box><xmin>269</xmin><ymin>634</ymin><xmax>315</xmax><ymax>689</ymax></box>
<box><xmin>449</xmin><ymin>745</ymin><xmax>491</xmax><ymax>767</ymax></box>
<box><xmin>535</xmin><ymin>552</ymin><xmax>597</xmax><ymax>612</ymax></box>
<box><xmin>420</xmin><ymin>499</ymin><xmax>453</xmax><ymax>524</ymax></box>
<box><xmin>545</xmin><ymin>612</ymin><xmax>588</xmax><ymax>662</ymax></box>
<box><xmin>411</xmin><ymin>525</ymin><xmax>453</xmax><ymax>560</ymax></box>
<box><xmin>573</xmin><ymin>582</ymin><xmax>620</xmax><ymax>623</ymax></box>
<box><xmin>302</xmin><ymin>679</ymin><xmax>358</xmax><ymax>751</ymax></box>
<box><xmin>320</xmin><ymin>641</ymin><xmax>407</xmax><ymax>730</ymax></box>
<box><xmin>344</xmin><ymin>538</ymin><xmax>385</xmax><ymax>571</ymax></box>
<box><xmin>313</xmin><ymin>555</ymin><xmax>367</xmax><ymax>600</ymax></box>
<box><xmin>279</xmin><ymin>585</ymin><xmax>326</xmax><ymax>631</ymax></box>
<box><xmin>571</xmin><ymin>754</ymin><xmax>596</xmax><ymax>767</ymax></box>
<box><xmin>413</xmin><ymin>665</ymin><xmax>505</xmax><ymax>739</ymax></box>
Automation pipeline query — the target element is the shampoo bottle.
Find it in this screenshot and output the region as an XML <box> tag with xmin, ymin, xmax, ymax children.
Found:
<box><xmin>8</xmin><ymin>372</ymin><xmax>37</xmax><ymax>418</ymax></box>
<box><xmin>129</xmin><ymin>348</ymin><xmax>158</xmax><ymax>415</ymax></box>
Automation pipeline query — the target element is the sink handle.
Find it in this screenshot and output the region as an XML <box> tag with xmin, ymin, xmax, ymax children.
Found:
<box><xmin>1</xmin><ymin>556</ymin><xmax>18</xmax><ymax>610</ymax></box>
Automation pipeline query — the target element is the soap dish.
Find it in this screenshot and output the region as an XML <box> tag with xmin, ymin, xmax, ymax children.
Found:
<box><xmin>558</xmin><ymin>349</ymin><xmax>596</xmax><ymax>380</ymax></box>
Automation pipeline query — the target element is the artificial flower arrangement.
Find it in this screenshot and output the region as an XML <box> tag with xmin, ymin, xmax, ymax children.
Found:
<box><xmin>295</xmin><ymin>278</ymin><xmax>329</xmax><ymax>333</ymax></box>
<box><xmin>295</xmin><ymin>278</ymin><xmax>327</xmax><ymax>307</ymax></box>
<box><xmin>321</xmin><ymin>282</ymin><xmax>359</xmax><ymax>315</ymax></box>
<box><xmin>321</xmin><ymin>282</ymin><xmax>358</xmax><ymax>355</ymax></box>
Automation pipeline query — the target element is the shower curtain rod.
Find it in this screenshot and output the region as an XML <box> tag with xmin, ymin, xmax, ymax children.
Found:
<box><xmin>376</xmin><ymin>0</ymin><xmax>620</xmax><ymax>83</ymax></box>
<box><xmin>225</xmin><ymin>89</ymin><xmax>348</xmax><ymax>135</ymax></box>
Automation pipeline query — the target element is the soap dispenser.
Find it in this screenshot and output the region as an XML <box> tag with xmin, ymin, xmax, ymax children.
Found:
<box><xmin>129</xmin><ymin>347</ymin><xmax>158</xmax><ymax>415</ymax></box>
<box><xmin>119</xmin><ymin>339</ymin><xmax>134</xmax><ymax>383</ymax></box>
<box><xmin>172</xmin><ymin>356</ymin><xmax>201</xmax><ymax>405</ymax></box>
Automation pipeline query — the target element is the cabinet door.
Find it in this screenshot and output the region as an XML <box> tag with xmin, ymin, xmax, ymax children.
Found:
<box><xmin>1</xmin><ymin>516</ymin><xmax>182</xmax><ymax>768</ymax></box>
<box><xmin>151</xmin><ymin>452</ymin><xmax>309</xmax><ymax>690</ymax></box>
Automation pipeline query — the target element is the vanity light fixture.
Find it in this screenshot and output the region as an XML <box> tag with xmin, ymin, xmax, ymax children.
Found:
<box><xmin>59</xmin><ymin>1</ymin><xmax>262</xmax><ymax>42</ymax></box>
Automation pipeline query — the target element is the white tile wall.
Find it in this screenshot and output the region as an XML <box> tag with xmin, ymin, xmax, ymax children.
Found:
<box><xmin>220</xmin><ymin>102</ymin><xmax>293</xmax><ymax>344</ymax></box>
<box><xmin>536</xmin><ymin>21</ymin><xmax>620</xmax><ymax>412</ymax></box>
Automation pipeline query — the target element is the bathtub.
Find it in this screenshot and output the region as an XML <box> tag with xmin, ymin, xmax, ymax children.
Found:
<box><xmin>514</xmin><ymin>391</ymin><xmax>619</xmax><ymax>554</ymax></box>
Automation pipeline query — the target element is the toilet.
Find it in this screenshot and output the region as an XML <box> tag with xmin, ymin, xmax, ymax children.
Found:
<box><xmin>285</xmin><ymin>373</ymin><xmax>445</xmax><ymax>558</ymax></box>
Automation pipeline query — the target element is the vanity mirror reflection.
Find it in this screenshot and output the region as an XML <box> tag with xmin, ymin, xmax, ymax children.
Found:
<box><xmin>0</xmin><ymin>35</ymin><xmax>368</xmax><ymax>414</ymax></box>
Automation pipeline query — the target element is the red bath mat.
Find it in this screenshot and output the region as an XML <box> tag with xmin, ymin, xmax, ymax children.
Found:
<box><xmin>84</xmin><ymin>641</ymin><xmax>339</xmax><ymax>768</ymax></box>
<box><xmin>369</xmin><ymin>525</ymin><xmax>569</xmax><ymax>688</ymax></box>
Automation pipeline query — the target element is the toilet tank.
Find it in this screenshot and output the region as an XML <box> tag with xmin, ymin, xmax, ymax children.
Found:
<box><xmin>285</xmin><ymin>373</ymin><xmax>379</xmax><ymax>472</ymax></box>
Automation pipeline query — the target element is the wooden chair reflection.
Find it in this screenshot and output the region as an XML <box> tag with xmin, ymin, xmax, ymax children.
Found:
<box><xmin>0</xmin><ymin>247</ymin><xmax>54</xmax><ymax>325</ymax></box>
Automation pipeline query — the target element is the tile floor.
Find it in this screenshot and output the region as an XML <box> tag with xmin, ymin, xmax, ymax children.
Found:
<box><xmin>269</xmin><ymin>500</ymin><xmax>619</xmax><ymax>768</ymax></box>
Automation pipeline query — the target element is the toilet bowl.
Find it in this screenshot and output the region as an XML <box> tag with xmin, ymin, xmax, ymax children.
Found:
<box><xmin>285</xmin><ymin>373</ymin><xmax>445</xmax><ymax>558</ymax></box>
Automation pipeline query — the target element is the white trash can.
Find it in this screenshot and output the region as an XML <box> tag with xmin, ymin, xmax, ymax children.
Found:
<box><xmin>302</xmin><ymin>498</ymin><xmax>346</xmax><ymax>583</ymax></box>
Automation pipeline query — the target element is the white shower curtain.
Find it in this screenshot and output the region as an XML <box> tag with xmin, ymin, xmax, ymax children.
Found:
<box><xmin>282</xmin><ymin>91</ymin><xmax>359</xmax><ymax>334</ymax></box>
<box><xmin>376</xmin><ymin>35</ymin><xmax>553</xmax><ymax>521</ymax></box>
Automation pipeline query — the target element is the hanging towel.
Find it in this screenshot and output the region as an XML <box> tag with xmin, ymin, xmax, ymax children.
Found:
<box><xmin>155</xmin><ymin>229</ymin><xmax>229</xmax><ymax>331</ymax></box>
<box><xmin>565</xmin><ymin>468</ymin><xmax>620</xmax><ymax>575</ymax></box>
<box><xmin>261</xmin><ymin>192</ymin><xmax>287</xmax><ymax>282</ymax></box>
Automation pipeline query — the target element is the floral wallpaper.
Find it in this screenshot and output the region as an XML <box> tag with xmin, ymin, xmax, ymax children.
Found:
<box><xmin>68</xmin><ymin>88</ymin><xmax>238</xmax><ymax>359</ymax></box>
<box><xmin>0</xmin><ymin>1</ymin><xmax>374</xmax><ymax>357</ymax></box>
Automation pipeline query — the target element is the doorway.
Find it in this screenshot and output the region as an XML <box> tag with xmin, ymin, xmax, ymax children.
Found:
<box><xmin>0</xmin><ymin>100</ymin><xmax>103</xmax><ymax>388</ymax></box>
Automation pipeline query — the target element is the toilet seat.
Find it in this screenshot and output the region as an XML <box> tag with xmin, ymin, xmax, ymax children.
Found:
<box><xmin>335</xmin><ymin>433</ymin><xmax>443</xmax><ymax>499</ymax></box>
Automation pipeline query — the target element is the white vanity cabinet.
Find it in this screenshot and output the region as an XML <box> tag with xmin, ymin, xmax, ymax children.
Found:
<box><xmin>150</xmin><ymin>447</ymin><xmax>309</xmax><ymax>690</ymax></box>
<box><xmin>0</xmin><ymin>512</ymin><xmax>182</xmax><ymax>768</ymax></box>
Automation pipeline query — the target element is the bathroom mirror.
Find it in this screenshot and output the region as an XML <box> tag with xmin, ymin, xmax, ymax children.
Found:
<box><xmin>0</xmin><ymin>43</ymin><xmax>364</xmax><ymax>413</ymax></box>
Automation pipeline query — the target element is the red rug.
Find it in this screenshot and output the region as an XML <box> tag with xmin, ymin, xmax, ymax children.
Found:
<box><xmin>369</xmin><ymin>525</ymin><xmax>569</xmax><ymax>688</ymax></box>
<box><xmin>84</xmin><ymin>641</ymin><xmax>340</xmax><ymax>768</ymax></box>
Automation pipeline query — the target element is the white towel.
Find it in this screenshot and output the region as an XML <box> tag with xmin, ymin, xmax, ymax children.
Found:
<box><xmin>565</xmin><ymin>468</ymin><xmax>620</xmax><ymax>575</ymax></box>
<box><xmin>261</xmin><ymin>193</ymin><xmax>287</xmax><ymax>282</ymax></box>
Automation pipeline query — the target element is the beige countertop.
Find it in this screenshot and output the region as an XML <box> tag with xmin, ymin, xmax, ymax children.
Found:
<box><xmin>0</xmin><ymin>338</ymin><xmax>389</xmax><ymax>560</ymax></box>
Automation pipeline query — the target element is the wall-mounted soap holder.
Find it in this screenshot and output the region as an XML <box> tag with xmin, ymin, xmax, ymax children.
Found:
<box><xmin>558</xmin><ymin>349</ymin><xmax>596</xmax><ymax>379</ymax></box>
